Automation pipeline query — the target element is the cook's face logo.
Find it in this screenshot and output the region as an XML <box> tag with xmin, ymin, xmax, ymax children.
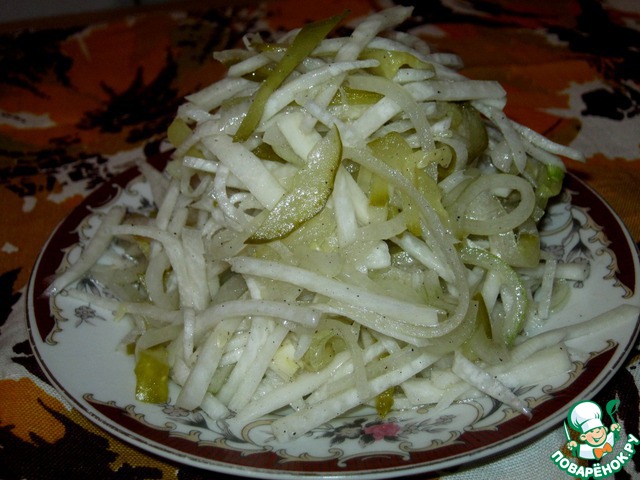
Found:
<box><xmin>550</xmin><ymin>399</ymin><xmax>639</xmax><ymax>479</ymax></box>
<box><xmin>582</xmin><ymin>426</ymin><xmax>610</xmax><ymax>448</ymax></box>
<box><xmin>565</xmin><ymin>399</ymin><xmax>620</xmax><ymax>460</ymax></box>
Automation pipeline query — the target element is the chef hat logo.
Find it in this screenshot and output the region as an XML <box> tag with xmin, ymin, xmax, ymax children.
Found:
<box><xmin>567</xmin><ymin>400</ymin><xmax>605</xmax><ymax>434</ymax></box>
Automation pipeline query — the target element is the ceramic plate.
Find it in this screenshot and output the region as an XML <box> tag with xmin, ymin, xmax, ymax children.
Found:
<box><xmin>27</xmin><ymin>165</ymin><xmax>640</xmax><ymax>479</ymax></box>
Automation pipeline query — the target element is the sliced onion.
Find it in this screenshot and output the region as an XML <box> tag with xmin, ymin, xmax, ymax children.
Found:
<box><xmin>455</xmin><ymin>174</ymin><xmax>536</xmax><ymax>236</ymax></box>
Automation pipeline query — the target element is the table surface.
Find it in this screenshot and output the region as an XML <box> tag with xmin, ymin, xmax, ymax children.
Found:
<box><xmin>1</xmin><ymin>0</ymin><xmax>639</xmax><ymax>478</ymax></box>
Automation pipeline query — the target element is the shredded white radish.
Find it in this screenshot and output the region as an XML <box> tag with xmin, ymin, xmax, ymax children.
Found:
<box><xmin>46</xmin><ymin>206</ymin><xmax>126</xmax><ymax>296</ymax></box>
<box><xmin>452</xmin><ymin>351</ymin><xmax>532</xmax><ymax>418</ymax></box>
<box><xmin>46</xmin><ymin>6</ymin><xmax>639</xmax><ymax>444</ymax></box>
<box><xmin>201</xmin><ymin>134</ymin><xmax>285</xmax><ymax>209</ymax></box>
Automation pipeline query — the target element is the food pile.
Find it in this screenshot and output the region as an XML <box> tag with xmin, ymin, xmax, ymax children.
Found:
<box><xmin>48</xmin><ymin>6</ymin><xmax>593</xmax><ymax>442</ymax></box>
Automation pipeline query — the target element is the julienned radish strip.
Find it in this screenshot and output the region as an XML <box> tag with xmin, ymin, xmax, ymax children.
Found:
<box><xmin>452</xmin><ymin>351</ymin><xmax>532</xmax><ymax>418</ymax></box>
<box><xmin>45</xmin><ymin>206</ymin><xmax>126</xmax><ymax>296</ymax></box>
<box><xmin>202</xmin><ymin>134</ymin><xmax>285</xmax><ymax>209</ymax></box>
<box><xmin>270</xmin><ymin>349</ymin><xmax>439</xmax><ymax>442</ymax></box>
<box><xmin>227</xmin><ymin>256</ymin><xmax>442</xmax><ymax>327</ymax></box>
<box><xmin>175</xmin><ymin>317</ymin><xmax>243</xmax><ymax>410</ymax></box>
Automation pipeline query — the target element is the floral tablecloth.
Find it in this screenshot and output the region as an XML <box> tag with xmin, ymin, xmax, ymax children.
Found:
<box><xmin>1</xmin><ymin>0</ymin><xmax>639</xmax><ymax>478</ymax></box>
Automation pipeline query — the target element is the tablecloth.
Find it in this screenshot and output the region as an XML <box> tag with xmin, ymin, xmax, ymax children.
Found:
<box><xmin>1</xmin><ymin>0</ymin><xmax>639</xmax><ymax>478</ymax></box>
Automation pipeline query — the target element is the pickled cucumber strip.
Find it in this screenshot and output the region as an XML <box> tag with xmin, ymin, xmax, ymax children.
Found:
<box><xmin>234</xmin><ymin>12</ymin><xmax>346</xmax><ymax>142</ymax></box>
<box><xmin>250</xmin><ymin>127</ymin><xmax>342</xmax><ymax>242</ymax></box>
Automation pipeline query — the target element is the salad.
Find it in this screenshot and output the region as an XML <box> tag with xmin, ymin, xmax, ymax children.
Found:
<box><xmin>47</xmin><ymin>6</ymin><xmax>632</xmax><ymax>443</ymax></box>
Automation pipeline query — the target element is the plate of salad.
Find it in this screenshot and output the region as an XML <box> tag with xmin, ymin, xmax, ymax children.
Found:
<box><xmin>28</xmin><ymin>7</ymin><xmax>640</xmax><ymax>479</ymax></box>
